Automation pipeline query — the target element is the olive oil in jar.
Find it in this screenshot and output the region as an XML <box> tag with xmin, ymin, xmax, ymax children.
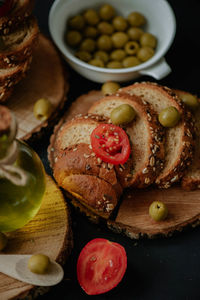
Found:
<box><xmin>0</xmin><ymin>106</ymin><xmax>46</xmax><ymax>232</ymax></box>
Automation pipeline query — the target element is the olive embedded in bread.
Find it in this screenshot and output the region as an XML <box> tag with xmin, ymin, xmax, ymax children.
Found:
<box><xmin>110</xmin><ymin>104</ymin><xmax>136</xmax><ymax>125</ymax></box>
<box><xmin>178</xmin><ymin>92</ymin><xmax>199</xmax><ymax>109</ymax></box>
<box><xmin>158</xmin><ymin>106</ymin><xmax>181</xmax><ymax>128</ymax></box>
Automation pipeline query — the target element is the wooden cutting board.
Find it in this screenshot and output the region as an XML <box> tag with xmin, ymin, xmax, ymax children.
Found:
<box><xmin>5</xmin><ymin>34</ymin><xmax>68</xmax><ymax>142</ymax></box>
<box><xmin>0</xmin><ymin>175</ymin><xmax>73</xmax><ymax>300</ymax></box>
<box><xmin>50</xmin><ymin>90</ymin><xmax>200</xmax><ymax>239</ymax></box>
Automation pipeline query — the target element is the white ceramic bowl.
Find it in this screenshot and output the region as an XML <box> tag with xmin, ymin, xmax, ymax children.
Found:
<box><xmin>49</xmin><ymin>0</ymin><xmax>176</xmax><ymax>83</ymax></box>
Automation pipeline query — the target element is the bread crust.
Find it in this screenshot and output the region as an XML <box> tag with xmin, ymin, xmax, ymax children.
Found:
<box><xmin>0</xmin><ymin>17</ymin><xmax>39</xmax><ymax>68</ymax></box>
<box><xmin>120</xmin><ymin>82</ymin><xmax>195</xmax><ymax>188</ymax></box>
<box><xmin>89</xmin><ymin>92</ymin><xmax>165</xmax><ymax>188</ymax></box>
<box><xmin>0</xmin><ymin>55</ymin><xmax>32</xmax><ymax>88</ymax></box>
<box><xmin>0</xmin><ymin>85</ymin><xmax>13</xmax><ymax>102</ymax></box>
<box><xmin>0</xmin><ymin>0</ymin><xmax>35</xmax><ymax>35</ymax></box>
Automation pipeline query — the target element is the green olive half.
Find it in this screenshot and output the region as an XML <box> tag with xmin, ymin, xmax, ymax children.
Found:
<box><xmin>158</xmin><ymin>106</ymin><xmax>181</xmax><ymax>127</ymax></box>
<box><xmin>110</xmin><ymin>104</ymin><xmax>136</xmax><ymax>125</ymax></box>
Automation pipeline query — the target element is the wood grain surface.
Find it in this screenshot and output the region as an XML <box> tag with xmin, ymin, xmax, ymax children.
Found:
<box><xmin>5</xmin><ymin>34</ymin><xmax>68</xmax><ymax>142</ymax></box>
<box><xmin>0</xmin><ymin>175</ymin><xmax>72</xmax><ymax>300</ymax></box>
<box><xmin>49</xmin><ymin>90</ymin><xmax>200</xmax><ymax>239</ymax></box>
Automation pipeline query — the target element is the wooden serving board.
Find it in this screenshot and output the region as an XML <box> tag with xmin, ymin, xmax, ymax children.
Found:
<box><xmin>51</xmin><ymin>90</ymin><xmax>200</xmax><ymax>239</ymax></box>
<box><xmin>0</xmin><ymin>175</ymin><xmax>73</xmax><ymax>300</ymax></box>
<box><xmin>5</xmin><ymin>34</ymin><xmax>68</xmax><ymax>142</ymax></box>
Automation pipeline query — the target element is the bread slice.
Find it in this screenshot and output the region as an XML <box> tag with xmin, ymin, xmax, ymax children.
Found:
<box><xmin>120</xmin><ymin>82</ymin><xmax>194</xmax><ymax>188</ymax></box>
<box><xmin>0</xmin><ymin>16</ymin><xmax>38</xmax><ymax>68</ymax></box>
<box><xmin>88</xmin><ymin>93</ymin><xmax>165</xmax><ymax>188</ymax></box>
<box><xmin>0</xmin><ymin>85</ymin><xmax>13</xmax><ymax>102</ymax></box>
<box><xmin>173</xmin><ymin>90</ymin><xmax>200</xmax><ymax>191</ymax></box>
<box><xmin>51</xmin><ymin>115</ymin><xmax>123</xmax><ymax>218</ymax></box>
<box><xmin>0</xmin><ymin>0</ymin><xmax>35</xmax><ymax>35</ymax></box>
<box><xmin>0</xmin><ymin>55</ymin><xmax>32</xmax><ymax>88</ymax></box>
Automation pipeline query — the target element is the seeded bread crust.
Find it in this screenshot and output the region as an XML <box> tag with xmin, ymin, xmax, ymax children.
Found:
<box><xmin>0</xmin><ymin>16</ymin><xmax>38</xmax><ymax>68</ymax></box>
<box><xmin>0</xmin><ymin>55</ymin><xmax>32</xmax><ymax>88</ymax></box>
<box><xmin>120</xmin><ymin>82</ymin><xmax>195</xmax><ymax>188</ymax></box>
<box><xmin>50</xmin><ymin>115</ymin><xmax>123</xmax><ymax>217</ymax></box>
<box><xmin>88</xmin><ymin>93</ymin><xmax>165</xmax><ymax>188</ymax></box>
<box><xmin>0</xmin><ymin>0</ymin><xmax>35</xmax><ymax>35</ymax></box>
<box><xmin>173</xmin><ymin>90</ymin><xmax>200</xmax><ymax>191</ymax></box>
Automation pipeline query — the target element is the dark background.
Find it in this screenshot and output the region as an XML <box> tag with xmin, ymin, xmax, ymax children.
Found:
<box><xmin>33</xmin><ymin>1</ymin><xmax>200</xmax><ymax>299</ymax></box>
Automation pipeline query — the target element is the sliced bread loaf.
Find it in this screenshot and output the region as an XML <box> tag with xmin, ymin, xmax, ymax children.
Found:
<box><xmin>51</xmin><ymin>115</ymin><xmax>123</xmax><ymax>218</ymax></box>
<box><xmin>0</xmin><ymin>0</ymin><xmax>34</xmax><ymax>35</ymax></box>
<box><xmin>0</xmin><ymin>16</ymin><xmax>38</xmax><ymax>68</ymax></box>
<box><xmin>88</xmin><ymin>93</ymin><xmax>165</xmax><ymax>188</ymax></box>
<box><xmin>0</xmin><ymin>55</ymin><xmax>32</xmax><ymax>88</ymax></box>
<box><xmin>120</xmin><ymin>82</ymin><xmax>194</xmax><ymax>188</ymax></box>
<box><xmin>173</xmin><ymin>90</ymin><xmax>200</xmax><ymax>191</ymax></box>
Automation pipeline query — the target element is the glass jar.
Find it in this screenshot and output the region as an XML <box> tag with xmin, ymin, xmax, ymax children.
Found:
<box><xmin>0</xmin><ymin>106</ymin><xmax>46</xmax><ymax>232</ymax></box>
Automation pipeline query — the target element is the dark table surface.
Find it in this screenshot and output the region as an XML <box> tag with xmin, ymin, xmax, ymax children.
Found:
<box><xmin>33</xmin><ymin>1</ymin><xmax>200</xmax><ymax>299</ymax></box>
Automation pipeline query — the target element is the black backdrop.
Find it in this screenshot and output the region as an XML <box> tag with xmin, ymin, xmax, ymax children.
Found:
<box><xmin>33</xmin><ymin>1</ymin><xmax>200</xmax><ymax>299</ymax></box>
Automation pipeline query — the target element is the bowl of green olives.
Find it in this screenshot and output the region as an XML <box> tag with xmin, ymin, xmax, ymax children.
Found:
<box><xmin>49</xmin><ymin>0</ymin><xmax>176</xmax><ymax>83</ymax></box>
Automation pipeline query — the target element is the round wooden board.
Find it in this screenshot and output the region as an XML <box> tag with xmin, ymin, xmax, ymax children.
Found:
<box><xmin>50</xmin><ymin>90</ymin><xmax>200</xmax><ymax>239</ymax></box>
<box><xmin>0</xmin><ymin>175</ymin><xmax>72</xmax><ymax>300</ymax></box>
<box><xmin>5</xmin><ymin>34</ymin><xmax>68</xmax><ymax>142</ymax></box>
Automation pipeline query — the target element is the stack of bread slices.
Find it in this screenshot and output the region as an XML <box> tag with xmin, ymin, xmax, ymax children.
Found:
<box><xmin>0</xmin><ymin>0</ymin><xmax>38</xmax><ymax>103</ymax></box>
<box><xmin>49</xmin><ymin>82</ymin><xmax>199</xmax><ymax>219</ymax></box>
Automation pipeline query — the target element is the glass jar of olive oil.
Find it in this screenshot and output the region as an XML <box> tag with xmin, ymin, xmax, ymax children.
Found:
<box><xmin>0</xmin><ymin>106</ymin><xmax>46</xmax><ymax>232</ymax></box>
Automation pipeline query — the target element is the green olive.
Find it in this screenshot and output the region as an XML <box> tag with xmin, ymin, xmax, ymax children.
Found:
<box><xmin>94</xmin><ymin>50</ymin><xmax>109</xmax><ymax>63</ymax></box>
<box><xmin>111</xmin><ymin>32</ymin><xmax>129</xmax><ymax>48</ymax></box>
<box><xmin>97</xmin><ymin>22</ymin><xmax>114</xmax><ymax>35</ymax></box>
<box><xmin>28</xmin><ymin>254</ymin><xmax>50</xmax><ymax>274</ymax></box>
<box><xmin>33</xmin><ymin>98</ymin><xmax>53</xmax><ymax>121</ymax></box>
<box><xmin>89</xmin><ymin>58</ymin><xmax>104</xmax><ymax>67</ymax></box>
<box><xmin>99</xmin><ymin>4</ymin><xmax>115</xmax><ymax>21</ymax></box>
<box><xmin>137</xmin><ymin>46</ymin><xmax>155</xmax><ymax>62</ymax></box>
<box><xmin>122</xmin><ymin>56</ymin><xmax>140</xmax><ymax>68</ymax></box>
<box><xmin>158</xmin><ymin>106</ymin><xmax>181</xmax><ymax>127</ymax></box>
<box><xmin>127</xmin><ymin>27</ymin><xmax>143</xmax><ymax>41</ymax></box>
<box><xmin>178</xmin><ymin>92</ymin><xmax>199</xmax><ymax>109</ymax></box>
<box><xmin>140</xmin><ymin>32</ymin><xmax>157</xmax><ymax>48</ymax></box>
<box><xmin>80</xmin><ymin>38</ymin><xmax>96</xmax><ymax>52</ymax></box>
<box><xmin>112</xmin><ymin>16</ymin><xmax>128</xmax><ymax>31</ymax></box>
<box><xmin>76</xmin><ymin>50</ymin><xmax>92</xmax><ymax>62</ymax></box>
<box><xmin>68</xmin><ymin>15</ymin><xmax>85</xmax><ymax>30</ymax></box>
<box><xmin>110</xmin><ymin>49</ymin><xmax>126</xmax><ymax>61</ymax></box>
<box><xmin>124</xmin><ymin>41</ymin><xmax>139</xmax><ymax>55</ymax></box>
<box><xmin>84</xmin><ymin>26</ymin><xmax>98</xmax><ymax>38</ymax></box>
<box><xmin>97</xmin><ymin>35</ymin><xmax>112</xmax><ymax>51</ymax></box>
<box><xmin>110</xmin><ymin>104</ymin><xmax>136</xmax><ymax>125</ymax></box>
<box><xmin>149</xmin><ymin>201</ymin><xmax>168</xmax><ymax>221</ymax></box>
<box><xmin>107</xmin><ymin>61</ymin><xmax>123</xmax><ymax>68</ymax></box>
<box><xmin>66</xmin><ymin>30</ymin><xmax>82</xmax><ymax>47</ymax></box>
<box><xmin>127</xmin><ymin>11</ymin><xmax>146</xmax><ymax>27</ymax></box>
<box><xmin>101</xmin><ymin>81</ymin><xmax>120</xmax><ymax>95</ymax></box>
<box><xmin>83</xmin><ymin>9</ymin><xmax>100</xmax><ymax>26</ymax></box>
<box><xmin>0</xmin><ymin>232</ymin><xmax>7</xmax><ymax>251</ymax></box>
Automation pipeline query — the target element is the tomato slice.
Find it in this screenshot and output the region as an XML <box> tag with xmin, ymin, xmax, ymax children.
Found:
<box><xmin>77</xmin><ymin>238</ymin><xmax>127</xmax><ymax>295</ymax></box>
<box><xmin>90</xmin><ymin>124</ymin><xmax>131</xmax><ymax>165</ymax></box>
<box><xmin>0</xmin><ymin>0</ymin><xmax>13</xmax><ymax>17</ymax></box>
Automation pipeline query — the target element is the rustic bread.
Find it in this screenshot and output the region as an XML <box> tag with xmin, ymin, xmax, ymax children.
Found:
<box><xmin>173</xmin><ymin>90</ymin><xmax>200</xmax><ymax>191</ymax></box>
<box><xmin>120</xmin><ymin>82</ymin><xmax>194</xmax><ymax>188</ymax></box>
<box><xmin>88</xmin><ymin>93</ymin><xmax>165</xmax><ymax>188</ymax></box>
<box><xmin>51</xmin><ymin>115</ymin><xmax>123</xmax><ymax>218</ymax></box>
<box><xmin>0</xmin><ymin>85</ymin><xmax>13</xmax><ymax>102</ymax></box>
<box><xmin>0</xmin><ymin>16</ymin><xmax>38</xmax><ymax>68</ymax></box>
<box><xmin>0</xmin><ymin>0</ymin><xmax>35</xmax><ymax>35</ymax></box>
<box><xmin>0</xmin><ymin>55</ymin><xmax>32</xmax><ymax>88</ymax></box>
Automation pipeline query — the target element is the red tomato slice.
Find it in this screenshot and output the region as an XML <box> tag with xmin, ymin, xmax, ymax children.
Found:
<box><xmin>90</xmin><ymin>124</ymin><xmax>131</xmax><ymax>165</ymax></box>
<box><xmin>77</xmin><ymin>238</ymin><xmax>127</xmax><ymax>295</ymax></box>
<box><xmin>0</xmin><ymin>0</ymin><xmax>13</xmax><ymax>17</ymax></box>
